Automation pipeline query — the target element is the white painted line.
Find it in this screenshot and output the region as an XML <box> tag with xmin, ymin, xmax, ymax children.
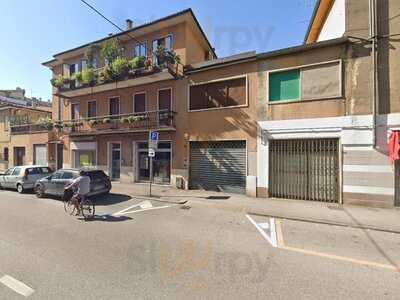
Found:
<box><xmin>0</xmin><ymin>275</ymin><xmax>34</xmax><ymax>297</ymax></box>
<box><xmin>246</xmin><ymin>214</ymin><xmax>277</xmax><ymax>248</ymax></box>
<box><xmin>282</xmin><ymin>246</ymin><xmax>400</xmax><ymax>272</ymax></box>
<box><xmin>258</xmin><ymin>223</ymin><xmax>270</xmax><ymax>230</ymax></box>
<box><xmin>112</xmin><ymin>200</ymin><xmax>153</xmax><ymax>216</ymax></box>
<box><xmin>116</xmin><ymin>205</ymin><xmax>173</xmax><ymax>215</ymax></box>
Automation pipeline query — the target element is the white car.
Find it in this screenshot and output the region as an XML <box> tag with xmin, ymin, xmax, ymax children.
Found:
<box><xmin>0</xmin><ymin>166</ymin><xmax>53</xmax><ymax>193</ymax></box>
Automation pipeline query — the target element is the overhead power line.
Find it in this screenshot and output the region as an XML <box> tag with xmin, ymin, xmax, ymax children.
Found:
<box><xmin>80</xmin><ymin>0</ymin><xmax>142</xmax><ymax>45</ymax></box>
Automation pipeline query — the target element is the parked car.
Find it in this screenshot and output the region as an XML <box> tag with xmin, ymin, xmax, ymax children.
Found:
<box><xmin>0</xmin><ymin>166</ymin><xmax>53</xmax><ymax>193</ymax></box>
<box><xmin>34</xmin><ymin>168</ymin><xmax>111</xmax><ymax>198</ymax></box>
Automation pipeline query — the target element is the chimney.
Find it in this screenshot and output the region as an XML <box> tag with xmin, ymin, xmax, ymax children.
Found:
<box><xmin>126</xmin><ymin>19</ymin><xmax>133</xmax><ymax>30</ymax></box>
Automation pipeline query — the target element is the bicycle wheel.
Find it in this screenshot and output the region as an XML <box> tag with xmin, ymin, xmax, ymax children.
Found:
<box><xmin>81</xmin><ymin>198</ymin><xmax>95</xmax><ymax>220</ymax></box>
<box><xmin>64</xmin><ymin>200</ymin><xmax>76</xmax><ymax>215</ymax></box>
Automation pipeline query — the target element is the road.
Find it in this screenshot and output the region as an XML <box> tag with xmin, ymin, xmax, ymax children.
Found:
<box><xmin>0</xmin><ymin>188</ymin><xmax>399</xmax><ymax>299</ymax></box>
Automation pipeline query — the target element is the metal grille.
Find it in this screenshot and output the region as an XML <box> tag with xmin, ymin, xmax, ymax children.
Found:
<box><xmin>189</xmin><ymin>141</ymin><xmax>246</xmax><ymax>194</ymax></box>
<box><xmin>269</xmin><ymin>138</ymin><xmax>339</xmax><ymax>203</ymax></box>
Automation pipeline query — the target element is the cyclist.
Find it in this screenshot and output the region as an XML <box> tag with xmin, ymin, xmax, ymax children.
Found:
<box><xmin>65</xmin><ymin>170</ymin><xmax>91</xmax><ymax>216</ymax></box>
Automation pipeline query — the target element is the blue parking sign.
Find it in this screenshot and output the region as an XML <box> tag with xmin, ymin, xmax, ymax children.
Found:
<box><xmin>150</xmin><ymin>131</ymin><xmax>158</xmax><ymax>141</ymax></box>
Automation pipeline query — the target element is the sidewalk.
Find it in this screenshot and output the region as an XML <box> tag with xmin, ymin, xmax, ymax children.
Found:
<box><xmin>111</xmin><ymin>182</ymin><xmax>400</xmax><ymax>233</ymax></box>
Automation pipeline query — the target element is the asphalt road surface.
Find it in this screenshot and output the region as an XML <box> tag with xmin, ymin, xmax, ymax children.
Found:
<box><xmin>0</xmin><ymin>189</ymin><xmax>399</xmax><ymax>299</ymax></box>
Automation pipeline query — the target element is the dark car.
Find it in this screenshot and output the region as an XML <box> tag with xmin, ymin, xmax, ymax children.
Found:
<box><xmin>34</xmin><ymin>169</ymin><xmax>111</xmax><ymax>198</ymax></box>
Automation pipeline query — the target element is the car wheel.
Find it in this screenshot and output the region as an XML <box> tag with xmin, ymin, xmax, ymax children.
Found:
<box><xmin>17</xmin><ymin>184</ymin><xmax>24</xmax><ymax>194</ymax></box>
<box><xmin>35</xmin><ymin>185</ymin><xmax>45</xmax><ymax>198</ymax></box>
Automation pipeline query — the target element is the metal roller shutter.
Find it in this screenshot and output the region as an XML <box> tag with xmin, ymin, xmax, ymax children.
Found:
<box><xmin>189</xmin><ymin>141</ymin><xmax>246</xmax><ymax>194</ymax></box>
<box><xmin>269</xmin><ymin>138</ymin><xmax>339</xmax><ymax>203</ymax></box>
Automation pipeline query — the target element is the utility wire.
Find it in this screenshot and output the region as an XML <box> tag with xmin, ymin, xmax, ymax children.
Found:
<box><xmin>80</xmin><ymin>0</ymin><xmax>142</xmax><ymax>45</ymax></box>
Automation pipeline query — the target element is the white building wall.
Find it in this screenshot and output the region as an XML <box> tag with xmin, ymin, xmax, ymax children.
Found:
<box><xmin>317</xmin><ymin>0</ymin><xmax>346</xmax><ymax>42</ymax></box>
<box><xmin>257</xmin><ymin>113</ymin><xmax>400</xmax><ymax>207</ymax></box>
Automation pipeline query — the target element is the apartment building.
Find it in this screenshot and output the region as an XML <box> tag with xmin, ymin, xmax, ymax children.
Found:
<box><xmin>42</xmin><ymin>9</ymin><xmax>259</xmax><ymax>195</ymax></box>
<box><xmin>257</xmin><ymin>0</ymin><xmax>400</xmax><ymax>207</ymax></box>
<box><xmin>0</xmin><ymin>103</ymin><xmax>51</xmax><ymax>170</ymax></box>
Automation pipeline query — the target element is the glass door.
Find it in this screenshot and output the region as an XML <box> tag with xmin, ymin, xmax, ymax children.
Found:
<box><xmin>110</xmin><ymin>143</ymin><xmax>121</xmax><ymax>180</ymax></box>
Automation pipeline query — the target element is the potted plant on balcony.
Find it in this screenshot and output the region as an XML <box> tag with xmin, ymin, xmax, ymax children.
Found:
<box><xmin>154</xmin><ymin>45</ymin><xmax>167</xmax><ymax>67</ymax></box>
<box><xmin>128</xmin><ymin>56</ymin><xmax>146</xmax><ymax>75</ymax></box>
<box><xmin>54</xmin><ymin>121</ymin><xmax>64</xmax><ymax>131</ymax></box>
<box><xmin>81</xmin><ymin>68</ymin><xmax>96</xmax><ymax>86</ymax></box>
<box><xmin>50</xmin><ymin>75</ymin><xmax>70</xmax><ymax>89</ymax></box>
<box><xmin>88</xmin><ymin>119</ymin><xmax>99</xmax><ymax>127</ymax></box>
<box><xmin>37</xmin><ymin>117</ymin><xmax>53</xmax><ymax>131</ymax></box>
<box><xmin>111</xmin><ymin>57</ymin><xmax>129</xmax><ymax>80</ymax></box>
<box><xmin>102</xmin><ymin>118</ymin><xmax>111</xmax><ymax>124</ymax></box>
<box><xmin>100</xmin><ymin>38</ymin><xmax>123</xmax><ymax>67</ymax></box>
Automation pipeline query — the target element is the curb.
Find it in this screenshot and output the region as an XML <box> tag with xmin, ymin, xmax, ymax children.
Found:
<box><xmin>247</xmin><ymin>211</ymin><xmax>400</xmax><ymax>235</ymax></box>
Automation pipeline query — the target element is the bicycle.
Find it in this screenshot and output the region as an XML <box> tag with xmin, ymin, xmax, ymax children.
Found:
<box><xmin>63</xmin><ymin>187</ymin><xmax>95</xmax><ymax>220</ymax></box>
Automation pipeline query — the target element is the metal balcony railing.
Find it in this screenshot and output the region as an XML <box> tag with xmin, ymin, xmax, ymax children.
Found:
<box><xmin>10</xmin><ymin>123</ymin><xmax>52</xmax><ymax>135</ymax></box>
<box><xmin>62</xmin><ymin>109</ymin><xmax>176</xmax><ymax>136</ymax></box>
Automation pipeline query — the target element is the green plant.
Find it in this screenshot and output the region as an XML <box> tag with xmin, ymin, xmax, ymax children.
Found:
<box><xmin>81</xmin><ymin>68</ymin><xmax>96</xmax><ymax>85</ymax></box>
<box><xmin>88</xmin><ymin>119</ymin><xmax>98</xmax><ymax>127</ymax></box>
<box><xmin>84</xmin><ymin>44</ymin><xmax>100</xmax><ymax>68</ymax></box>
<box><xmin>37</xmin><ymin>117</ymin><xmax>53</xmax><ymax>130</ymax></box>
<box><xmin>120</xmin><ymin>117</ymin><xmax>130</xmax><ymax>124</ymax></box>
<box><xmin>103</xmin><ymin>118</ymin><xmax>111</xmax><ymax>124</ymax></box>
<box><xmin>166</xmin><ymin>50</ymin><xmax>181</xmax><ymax>65</ymax></box>
<box><xmin>129</xmin><ymin>56</ymin><xmax>146</xmax><ymax>70</ymax></box>
<box><xmin>100</xmin><ymin>38</ymin><xmax>123</xmax><ymax>66</ymax></box>
<box><xmin>74</xmin><ymin>72</ymin><xmax>83</xmax><ymax>84</ymax></box>
<box><xmin>54</xmin><ymin>121</ymin><xmax>63</xmax><ymax>129</ymax></box>
<box><xmin>154</xmin><ymin>45</ymin><xmax>167</xmax><ymax>65</ymax></box>
<box><xmin>50</xmin><ymin>75</ymin><xmax>70</xmax><ymax>88</ymax></box>
<box><xmin>111</xmin><ymin>57</ymin><xmax>129</xmax><ymax>78</ymax></box>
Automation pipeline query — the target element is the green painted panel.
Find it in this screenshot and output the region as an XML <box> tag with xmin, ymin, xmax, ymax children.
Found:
<box><xmin>269</xmin><ymin>70</ymin><xmax>300</xmax><ymax>101</ymax></box>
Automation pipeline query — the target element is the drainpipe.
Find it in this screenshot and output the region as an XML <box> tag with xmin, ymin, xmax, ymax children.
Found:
<box><xmin>369</xmin><ymin>0</ymin><xmax>379</xmax><ymax>148</ymax></box>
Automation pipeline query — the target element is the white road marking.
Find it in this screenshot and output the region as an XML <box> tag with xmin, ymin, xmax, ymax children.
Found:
<box><xmin>0</xmin><ymin>275</ymin><xmax>34</xmax><ymax>297</ymax></box>
<box><xmin>118</xmin><ymin>205</ymin><xmax>174</xmax><ymax>215</ymax></box>
<box><xmin>113</xmin><ymin>200</ymin><xmax>153</xmax><ymax>216</ymax></box>
<box><xmin>246</xmin><ymin>214</ymin><xmax>277</xmax><ymax>248</ymax></box>
<box><xmin>258</xmin><ymin>223</ymin><xmax>270</xmax><ymax>230</ymax></box>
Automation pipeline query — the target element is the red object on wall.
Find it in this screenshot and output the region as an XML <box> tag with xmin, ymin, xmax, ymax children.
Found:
<box><xmin>388</xmin><ymin>131</ymin><xmax>400</xmax><ymax>162</ymax></box>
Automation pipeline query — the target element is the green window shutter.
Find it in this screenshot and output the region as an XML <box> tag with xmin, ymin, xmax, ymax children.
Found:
<box><xmin>269</xmin><ymin>70</ymin><xmax>300</xmax><ymax>102</ymax></box>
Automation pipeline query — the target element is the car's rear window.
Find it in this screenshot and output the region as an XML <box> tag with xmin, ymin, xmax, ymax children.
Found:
<box><xmin>39</xmin><ymin>167</ymin><xmax>51</xmax><ymax>174</ymax></box>
<box><xmin>26</xmin><ymin>168</ymin><xmax>40</xmax><ymax>175</ymax></box>
<box><xmin>87</xmin><ymin>170</ymin><xmax>107</xmax><ymax>180</ymax></box>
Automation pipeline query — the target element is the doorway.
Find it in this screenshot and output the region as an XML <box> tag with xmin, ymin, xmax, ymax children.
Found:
<box><xmin>56</xmin><ymin>144</ymin><xmax>64</xmax><ymax>170</ymax></box>
<box><xmin>14</xmin><ymin>147</ymin><xmax>25</xmax><ymax>166</ymax></box>
<box><xmin>137</xmin><ymin>141</ymin><xmax>171</xmax><ymax>184</ymax></box>
<box><xmin>109</xmin><ymin>143</ymin><xmax>121</xmax><ymax>181</ymax></box>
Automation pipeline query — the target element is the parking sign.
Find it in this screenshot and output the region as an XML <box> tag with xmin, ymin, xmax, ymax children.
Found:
<box><xmin>149</xmin><ymin>131</ymin><xmax>158</xmax><ymax>149</ymax></box>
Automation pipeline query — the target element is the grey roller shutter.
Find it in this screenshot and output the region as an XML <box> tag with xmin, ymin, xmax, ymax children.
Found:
<box><xmin>189</xmin><ymin>141</ymin><xmax>246</xmax><ymax>194</ymax></box>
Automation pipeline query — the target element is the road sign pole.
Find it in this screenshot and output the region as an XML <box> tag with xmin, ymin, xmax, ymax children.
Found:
<box><xmin>149</xmin><ymin>156</ymin><xmax>153</xmax><ymax>197</ymax></box>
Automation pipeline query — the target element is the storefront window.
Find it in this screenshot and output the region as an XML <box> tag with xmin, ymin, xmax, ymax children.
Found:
<box><xmin>137</xmin><ymin>141</ymin><xmax>171</xmax><ymax>184</ymax></box>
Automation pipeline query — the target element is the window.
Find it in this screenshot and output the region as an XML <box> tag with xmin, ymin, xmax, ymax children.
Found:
<box><xmin>189</xmin><ymin>77</ymin><xmax>247</xmax><ymax>111</ymax></box>
<box><xmin>26</xmin><ymin>168</ymin><xmax>40</xmax><ymax>175</ymax></box>
<box><xmin>134</xmin><ymin>42</ymin><xmax>147</xmax><ymax>57</ymax></box>
<box><xmin>4</xmin><ymin>147</ymin><xmax>8</xmax><ymax>161</ymax></box>
<box><xmin>5</xmin><ymin>168</ymin><xmax>13</xmax><ymax>175</ymax></box>
<box><xmin>62</xmin><ymin>171</ymin><xmax>74</xmax><ymax>179</ymax></box>
<box><xmin>71</xmin><ymin>103</ymin><xmax>79</xmax><ymax>120</ymax></box>
<box><xmin>269</xmin><ymin>70</ymin><xmax>300</xmax><ymax>102</ymax></box>
<box><xmin>39</xmin><ymin>167</ymin><xmax>51</xmax><ymax>174</ymax></box>
<box><xmin>87</xmin><ymin>101</ymin><xmax>97</xmax><ymax>119</ymax></box>
<box><xmin>12</xmin><ymin>167</ymin><xmax>21</xmax><ymax>176</ymax></box>
<box><xmin>268</xmin><ymin>61</ymin><xmax>342</xmax><ymax>103</ymax></box>
<box><xmin>152</xmin><ymin>35</ymin><xmax>173</xmax><ymax>64</ymax></box>
<box><xmin>52</xmin><ymin>171</ymin><xmax>63</xmax><ymax>179</ymax></box>
<box><xmin>109</xmin><ymin>97</ymin><xmax>120</xmax><ymax>116</ymax></box>
<box><xmin>134</xmin><ymin>93</ymin><xmax>146</xmax><ymax>113</ymax></box>
<box><xmin>158</xmin><ymin>89</ymin><xmax>172</xmax><ymax>110</ymax></box>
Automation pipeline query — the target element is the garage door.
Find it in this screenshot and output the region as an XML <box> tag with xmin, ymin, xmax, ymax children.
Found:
<box><xmin>190</xmin><ymin>141</ymin><xmax>246</xmax><ymax>194</ymax></box>
<box><xmin>269</xmin><ymin>139</ymin><xmax>339</xmax><ymax>203</ymax></box>
<box><xmin>34</xmin><ymin>144</ymin><xmax>47</xmax><ymax>166</ymax></box>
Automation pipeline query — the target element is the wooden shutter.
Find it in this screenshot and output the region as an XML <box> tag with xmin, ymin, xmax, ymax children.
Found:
<box><xmin>134</xmin><ymin>93</ymin><xmax>146</xmax><ymax>112</ymax></box>
<box><xmin>158</xmin><ymin>89</ymin><xmax>171</xmax><ymax>110</ymax></box>
<box><xmin>269</xmin><ymin>70</ymin><xmax>300</xmax><ymax>101</ymax></box>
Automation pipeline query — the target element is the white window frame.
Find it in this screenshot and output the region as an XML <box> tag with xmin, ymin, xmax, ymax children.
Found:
<box><xmin>70</xmin><ymin>103</ymin><xmax>80</xmax><ymax>120</ymax></box>
<box><xmin>133</xmin><ymin>92</ymin><xmax>147</xmax><ymax>113</ymax></box>
<box><xmin>133</xmin><ymin>42</ymin><xmax>147</xmax><ymax>57</ymax></box>
<box><xmin>107</xmin><ymin>141</ymin><xmax>122</xmax><ymax>181</ymax></box>
<box><xmin>187</xmin><ymin>74</ymin><xmax>249</xmax><ymax>112</ymax></box>
<box><xmin>266</xmin><ymin>59</ymin><xmax>343</xmax><ymax>104</ymax></box>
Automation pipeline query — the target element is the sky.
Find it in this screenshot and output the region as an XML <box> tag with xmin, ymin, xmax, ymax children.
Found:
<box><xmin>0</xmin><ymin>0</ymin><xmax>316</xmax><ymax>101</ymax></box>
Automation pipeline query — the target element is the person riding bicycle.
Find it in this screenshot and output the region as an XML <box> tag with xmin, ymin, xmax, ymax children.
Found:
<box><xmin>65</xmin><ymin>170</ymin><xmax>91</xmax><ymax>216</ymax></box>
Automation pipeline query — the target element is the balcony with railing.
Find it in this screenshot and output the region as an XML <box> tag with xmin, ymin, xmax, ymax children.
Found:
<box><xmin>53</xmin><ymin>52</ymin><xmax>183</xmax><ymax>99</ymax></box>
<box><xmin>10</xmin><ymin>110</ymin><xmax>176</xmax><ymax>136</ymax></box>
